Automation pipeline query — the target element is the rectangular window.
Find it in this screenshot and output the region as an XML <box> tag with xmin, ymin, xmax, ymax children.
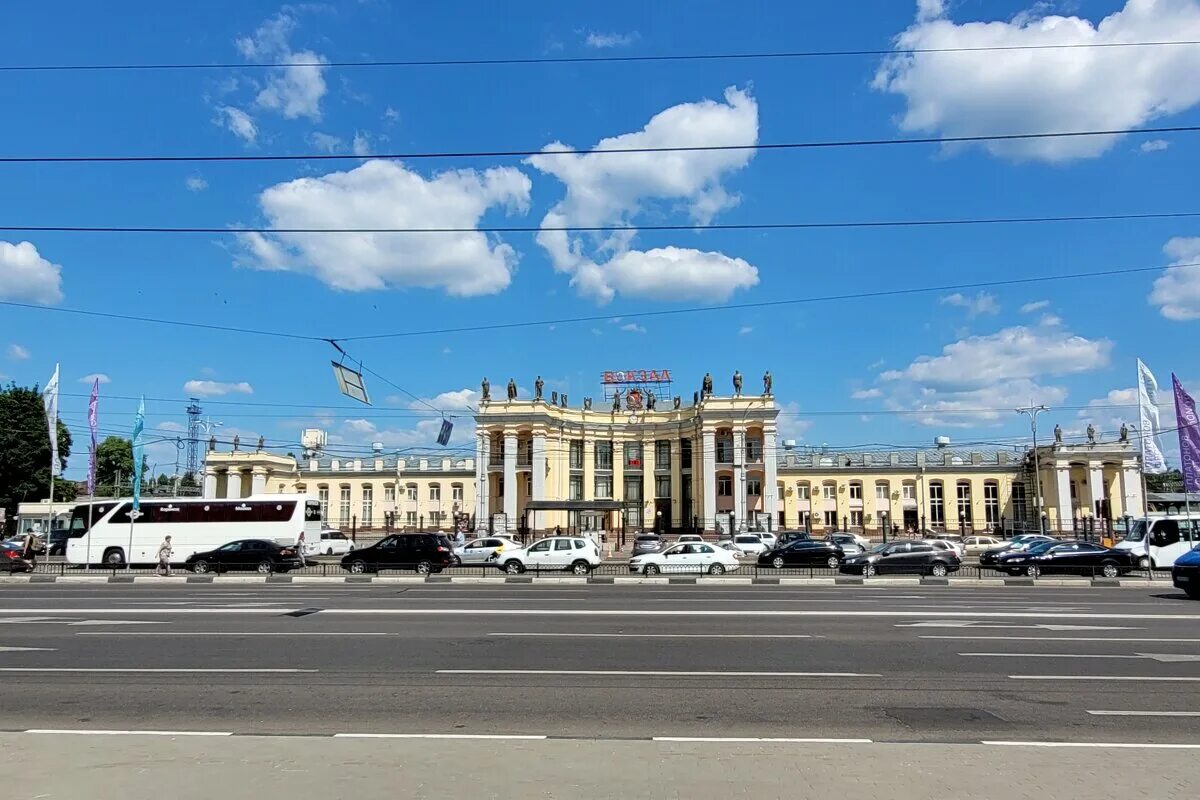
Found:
<box><xmin>849</xmin><ymin>483</ymin><xmax>862</xmax><ymax>500</ymax></box>
<box><xmin>655</xmin><ymin>440</ymin><xmax>671</xmax><ymax>468</ymax></box>
<box><xmin>823</xmin><ymin>510</ymin><xmax>838</xmax><ymax>528</ymax></box>
<box><xmin>747</xmin><ymin>478</ymin><xmax>762</xmax><ymax>496</ymax></box>
<box><xmin>339</xmin><ymin>486</ymin><xmax>351</xmax><ymax>525</ymax></box>
<box><xmin>716</xmin><ymin>438</ymin><xmax>733</xmax><ymax>464</ymax></box>
<box><xmin>902</xmin><ymin>484</ymin><xmax>915</xmax><ymax>501</ymax></box>
<box><xmin>718</xmin><ymin>476</ymin><xmax>733</xmax><ymax>497</ymax></box>
<box><xmin>594</xmin><ymin>475</ymin><xmax>613</xmax><ymax>498</ymax></box>
<box><xmin>984</xmin><ymin>483</ymin><xmax>1000</xmax><ymax>525</ymax></box>
<box><xmin>595</xmin><ymin>441</ymin><xmax>613</xmax><ymax>470</ymax></box>
<box><xmin>876</xmin><ymin>483</ymin><xmax>889</xmax><ymax>501</ymax></box>
<box><xmin>569</xmin><ymin>440</ymin><xmax>584</xmax><ymax>470</ymax></box>
<box><xmin>850</xmin><ymin>510</ymin><xmax>863</xmax><ymax>527</ymax></box>
<box><xmin>680</xmin><ymin>438</ymin><xmax>692</xmax><ymax>468</ymax></box>
<box><xmin>383</xmin><ymin>485</ymin><xmax>395</xmax><ymax>504</ymax></box>
<box><xmin>361</xmin><ymin>485</ymin><xmax>373</xmax><ymax>527</ymax></box>
<box><xmin>655</xmin><ymin>474</ymin><xmax>671</xmax><ymax>498</ymax></box>
<box><xmin>929</xmin><ymin>483</ymin><xmax>945</xmax><ymax>526</ymax></box>
<box><xmin>406</xmin><ymin>484</ymin><xmax>417</xmax><ymax>501</ymax></box>
<box><xmin>452</xmin><ymin>484</ymin><xmax>463</xmax><ymax>502</ymax></box>
<box><xmin>624</xmin><ymin>476</ymin><xmax>643</xmax><ymax>502</ymax></box>
<box><xmin>405</xmin><ymin>511</ymin><xmax>417</xmax><ymax>526</ymax></box>
<box><xmin>1012</xmin><ymin>482</ymin><xmax>1028</xmax><ymax>520</ymax></box>
<box><xmin>823</xmin><ymin>484</ymin><xmax>836</xmax><ymax>500</ymax></box>
<box><xmin>796</xmin><ymin>484</ymin><xmax>810</xmax><ymax>500</ymax></box>
<box><xmin>429</xmin><ymin>484</ymin><xmax>441</xmax><ymax>502</ymax></box>
<box><xmin>956</xmin><ymin>483</ymin><xmax>972</xmax><ymax>525</ymax></box>
<box><xmin>746</xmin><ymin>439</ymin><xmax>762</xmax><ymax>462</ymax></box>
<box><xmin>318</xmin><ymin>487</ymin><xmax>329</xmax><ymax>521</ymax></box>
<box><xmin>569</xmin><ymin>474</ymin><xmax>583</xmax><ymax>501</ymax></box>
<box><xmin>624</xmin><ymin>441</ymin><xmax>643</xmax><ymax>469</ymax></box>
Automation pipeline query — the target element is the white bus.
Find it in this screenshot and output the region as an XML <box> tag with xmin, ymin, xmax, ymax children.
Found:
<box><xmin>64</xmin><ymin>495</ymin><xmax>322</xmax><ymax>567</ymax></box>
<box><xmin>1113</xmin><ymin>515</ymin><xmax>1200</xmax><ymax>568</ymax></box>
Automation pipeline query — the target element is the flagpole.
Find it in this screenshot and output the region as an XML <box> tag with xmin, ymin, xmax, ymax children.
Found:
<box><xmin>1173</xmin><ymin>374</ymin><xmax>1196</xmax><ymax>547</ymax></box>
<box><xmin>1137</xmin><ymin>361</ymin><xmax>1153</xmax><ymax>581</ymax></box>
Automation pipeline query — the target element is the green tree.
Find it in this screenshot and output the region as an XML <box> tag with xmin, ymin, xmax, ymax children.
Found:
<box><xmin>1146</xmin><ymin>469</ymin><xmax>1184</xmax><ymax>493</ymax></box>
<box><xmin>94</xmin><ymin>436</ymin><xmax>143</xmax><ymax>495</ymax></box>
<box><xmin>0</xmin><ymin>383</ymin><xmax>73</xmax><ymax>516</ymax></box>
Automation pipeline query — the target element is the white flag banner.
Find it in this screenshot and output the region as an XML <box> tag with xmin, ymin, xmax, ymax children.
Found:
<box><xmin>42</xmin><ymin>363</ymin><xmax>61</xmax><ymax>477</ymax></box>
<box><xmin>1137</xmin><ymin>358</ymin><xmax>1168</xmax><ymax>474</ymax></box>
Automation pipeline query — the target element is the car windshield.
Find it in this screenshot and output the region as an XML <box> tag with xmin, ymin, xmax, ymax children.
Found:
<box><xmin>869</xmin><ymin>543</ymin><xmax>889</xmax><ymax>554</ymax></box>
<box><xmin>1123</xmin><ymin>521</ymin><xmax>1147</xmax><ymax>542</ymax></box>
<box><xmin>1025</xmin><ymin>540</ymin><xmax>1059</xmax><ymax>554</ymax></box>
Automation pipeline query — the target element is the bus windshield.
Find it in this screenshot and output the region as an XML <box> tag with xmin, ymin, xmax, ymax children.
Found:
<box><xmin>68</xmin><ymin>503</ymin><xmax>117</xmax><ymax>538</ymax></box>
<box><xmin>1123</xmin><ymin>521</ymin><xmax>1147</xmax><ymax>543</ymax></box>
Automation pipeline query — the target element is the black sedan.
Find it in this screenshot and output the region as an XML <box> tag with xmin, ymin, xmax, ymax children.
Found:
<box><xmin>839</xmin><ymin>541</ymin><xmax>961</xmax><ymax>577</ymax></box>
<box><xmin>978</xmin><ymin>535</ymin><xmax>1057</xmax><ymax>567</ymax></box>
<box><xmin>998</xmin><ymin>540</ymin><xmax>1138</xmax><ymax>578</ymax></box>
<box><xmin>758</xmin><ymin>539</ymin><xmax>843</xmax><ymax>569</ymax></box>
<box><xmin>0</xmin><ymin>542</ymin><xmax>32</xmax><ymax>573</ymax></box>
<box><xmin>186</xmin><ymin>539</ymin><xmax>303</xmax><ymax>575</ymax></box>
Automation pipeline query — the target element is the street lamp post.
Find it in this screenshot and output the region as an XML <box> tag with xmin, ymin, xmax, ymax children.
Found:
<box><xmin>1016</xmin><ymin>404</ymin><xmax>1050</xmax><ymax>535</ymax></box>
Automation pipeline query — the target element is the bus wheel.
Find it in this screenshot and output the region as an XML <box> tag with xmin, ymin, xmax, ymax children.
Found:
<box><xmin>103</xmin><ymin>548</ymin><xmax>125</xmax><ymax>567</ymax></box>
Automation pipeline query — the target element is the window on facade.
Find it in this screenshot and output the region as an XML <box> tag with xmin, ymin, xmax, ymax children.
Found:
<box><xmin>655</xmin><ymin>440</ymin><xmax>671</xmax><ymax>468</ymax></box>
<box><xmin>796</xmin><ymin>483</ymin><xmax>810</xmax><ymax>500</ymax></box>
<box><xmin>984</xmin><ymin>482</ymin><xmax>1000</xmax><ymax>525</ymax></box>
<box><xmin>850</xmin><ymin>510</ymin><xmax>864</xmax><ymax>528</ymax></box>
<box><xmin>318</xmin><ymin>486</ymin><xmax>329</xmax><ymax>521</ymax></box>
<box><xmin>956</xmin><ymin>482</ymin><xmax>972</xmax><ymax>525</ymax></box>
<box><xmin>594</xmin><ymin>475</ymin><xmax>613</xmax><ymax>498</ymax></box>
<box><xmin>747</xmin><ymin>478</ymin><xmax>762</xmax><ymax>496</ymax></box>
<box><xmin>452</xmin><ymin>484</ymin><xmax>463</xmax><ymax>502</ymax></box>
<box><xmin>429</xmin><ymin>510</ymin><xmax>443</xmax><ymax>527</ymax></box>
<box><xmin>849</xmin><ymin>482</ymin><xmax>863</xmax><ymax>500</ymax></box>
<box><xmin>929</xmin><ymin>482</ymin><xmax>945</xmax><ymax>525</ymax></box>
<box><xmin>429</xmin><ymin>484</ymin><xmax>441</xmax><ymax>502</ymax></box>
<box><xmin>624</xmin><ymin>442</ymin><xmax>643</xmax><ymax>469</ymax></box>
<box><xmin>716</xmin><ymin>437</ymin><xmax>734</xmax><ymax>464</ymax></box>
<box><xmin>361</xmin><ymin>485</ymin><xmax>373</xmax><ymax>526</ymax></box>
<box><xmin>718</xmin><ymin>476</ymin><xmax>733</xmax><ymax>497</ymax></box>
<box><xmin>823</xmin><ymin>510</ymin><xmax>838</xmax><ymax>528</ymax></box>
<box><xmin>902</xmin><ymin>483</ymin><xmax>915</xmax><ymax>501</ymax></box>
<box><xmin>655</xmin><ymin>475</ymin><xmax>671</xmax><ymax>498</ymax></box>
<box><xmin>523</xmin><ymin>474</ymin><xmax>532</xmax><ymax>497</ymax></box>
<box><xmin>1070</xmin><ymin>480</ymin><xmax>1078</xmax><ymax>501</ymax></box>
<box><xmin>569</xmin><ymin>440</ymin><xmax>584</xmax><ymax>470</ymax></box>
<box><xmin>383</xmin><ymin>485</ymin><xmax>396</xmax><ymax>504</ymax></box>
<box><xmin>680</xmin><ymin>438</ymin><xmax>692</xmax><ymax>467</ymax></box>
<box><xmin>407</xmin><ymin>484</ymin><xmax>417</xmax><ymax>501</ymax></box>
<box><xmin>876</xmin><ymin>483</ymin><xmax>889</xmax><ymax>501</ymax></box>
<box><xmin>822</xmin><ymin>483</ymin><xmax>836</xmax><ymax>500</ymax></box>
<box><xmin>339</xmin><ymin>486</ymin><xmax>351</xmax><ymax>525</ymax></box>
<box><xmin>595</xmin><ymin>441</ymin><xmax>613</xmax><ymax>470</ymax></box>
<box><xmin>569</xmin><ymin>475</ymin><xmax>583</xmax><ymax>501</ymax></box>
<box><xmin>1012</xmin><ymin>482</ymin><xmax>1028</xmax><ymax>520</ymax></box>
<box><xmin>405</xmin><ymin>511</ymin><xmax>417</xmax><ymax>526</ymax></box>
<box><xmin>746</xmin><ymin>438</ymin><xmax>763</xmax><ymax>462</ymax></box>
<box><xmin>624</xmin><ymin>476</ymin><xmax>643</xmax><ymax>502</ymax></box>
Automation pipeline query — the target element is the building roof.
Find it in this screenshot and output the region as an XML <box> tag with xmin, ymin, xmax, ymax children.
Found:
<box><xmin>776</xmin><ymin>448</ymin><xmax>1019</xmax><ymax>469</ymax></box>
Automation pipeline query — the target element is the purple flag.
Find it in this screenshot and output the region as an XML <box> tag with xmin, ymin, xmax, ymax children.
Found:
<box><xmin>86</xmin><ymin>378</ymin><xmax>99</xmax><ymax>496</ymax></box>
<box><xmin>1173</xmin><ymin>374</ymin><xmax>1200</xmax><ymax>493</ymax></box>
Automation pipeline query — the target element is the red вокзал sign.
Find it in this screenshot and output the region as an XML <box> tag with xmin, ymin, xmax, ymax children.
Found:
<box><xmin>602</xmin><ymin>370</ymin><xmax>672</xmax><ymax>384</ymax></box>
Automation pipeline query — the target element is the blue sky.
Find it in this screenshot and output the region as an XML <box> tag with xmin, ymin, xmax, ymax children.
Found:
<box><xmin>2</xmin><ymin>0</ymin><xmax>1199</xmax><ymax>479</ymax></box>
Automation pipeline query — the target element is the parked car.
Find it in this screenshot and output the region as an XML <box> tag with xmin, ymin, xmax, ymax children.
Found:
<box><xmin>839</xmin><ymin>541</ymin><xmax>961</xmax><ymax>577</ymax></box>
<box><xmin>3</xmin><ymin>535</ymin><xmax>44</xmax><ymax>556</ymax></box>
<box><xmin>715</xmin><ymin>540</ymin><xmax>742</xmax><ymax>555</ymax></box>
<box><xmin>730</xmin><ymin>534</ymin><xmax>769</xmax><ymax>556</ymax></box>
<box><xmin>827</xmin><ymin>533</ymin><xmax>865</xmax><ymax>558</ymax></box>
<box><xmin>47</xmin><ymin>529</ymin><xmax>70</xmax><ymax>556</ymax></box>
<box><xmin>454</xmin><ymin>535</ymin><xmax>521</xmax><ymax>566</ymax></box>
<box><xmin>759</xmin><ymin>539</ymin><xmax>844</xmax><ymax>569</ymax></box>
<box><xmin>340</xmin><ymin>532</ymin><xmax>455</xmax><ymax>575</ymax></box>
<box><xmin>498</xmin><ymin>536</ymin><xmax>602</xmax><ymax>575</ymax></box>
<box><xmin>632</xmin><ymin>535</ymin><xmax>664</xmax><ymax>557</ymax></box>
<box><xmin>1172</xmin><ymin>545</ymin><xmax>1200</xmax><ymax>599</ymax></box>
<box><xmin>0</xmin><ymin>541</ymin><xmax>33</xmax><ymax>573</ymax></box>
<box><xmin>777</xmin><ymin>531</ymin><xmax>811</xmax><ymax>546</ymax></box>
<box><xmin>306</xmin><ymin>529</ymin><xmax>354</xmax><ymax>557</ymax></box>
<box><xmin>924</xmin><ymin>533</ymin><xmax>966</xmax><ymax>557</ymax></box>
<box><xmin>755</xmin><ymin>532</ymin><xmax>778</xmax><ymax>549</ymax></box>
<box><xmin>979</xmin><ymin>535</ymin><xmax>1058</xmax><ymax>567</ymax></box>
<box><xmin>963</xmin><ymin>535</ymin><xmax>1003</xmax><ymax>556</ymax></box>
<box><xmin>186</xmin><ymin>539</ymin><xmax>303</xmax><ymax>575</ymax></box>
<box><xmin>923</xmin><ymin>539</ymin><xmax>964</xmax><ymax>559</ymax></box>
<box><xmin>675</xmin><ymin>534</ymin><xmax>705</xmax><ymax>544</ymax></box>
<box><xmin>998</xmin><ymin>540</ymin><xmax>1138</xmax><ymax>578</ymax></box>
<box><xmin>630</xmin><ymin>541</ymin><xmax>741</xmax><ymax>575</ymax></box>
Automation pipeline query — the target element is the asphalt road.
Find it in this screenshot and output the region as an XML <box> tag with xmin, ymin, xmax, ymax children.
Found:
<box><xmin>2</xmin><ymin>582</ymin><xmax>1198</xmax><ymax>798</ymax></box>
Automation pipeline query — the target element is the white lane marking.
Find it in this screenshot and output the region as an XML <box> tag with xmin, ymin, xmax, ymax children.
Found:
<box><xmin>0</xmin><ymin>668</ymin><xmax>317</xmax><ymax>673</ymax></box>
<box><xmin>1010</xmin><ymin>675</ymin><xmax>1200</xmax><ymax>682</ymax></box>
<box><xmin>486</xmin><ymin>633</ymin><xmax>813</xmax><ymax>639</ymax></box>
<box><xmin>1087</xmin><ymin>711</ymin><xmax>1200</xmax><ymax>717</ymax></box>
<box><xmin>436</xmin><ymin>670</ymin><xmax>881</xmax><ymax>677</ymax></box>
<box><xmin>334</xmin><ymin>733</ymin><xmax>547</xmax><ymax>740</ymax></box>
<box><xmin>0</xmin><ymin>646</ymin><xmax>55</xmax><ymax>652</ymax></box>
<box><xmin>26</xmin><ymin>729</ymin><xmax>232</xmax><ymax>737</ymax></box>
<box><xmin>897</xmin><ymin>621</ymin><xmax>1140</xmax><ymax>630</ymax></box>
<box><xmin>922</xmin><ymin>636</ymin><xmax>1200</xmax><ymax>643</ymax></box>
<box><xmin>984</xmin><ymin>741</ymin><xmax>1200</xmax><ymax>749</ymax></box>
<box><xmin>76</xmin><ymin>632</ymin><xmax>394</xmax><ymax>637</ymax></box>
<box><xmin>653</xmin><ymin>737</ymin><xmax>872</xmax><ymax>743</ymax></box>
<box><xmin>67</xmin><ymin>620</ymin><xmax>166</xmax><ymax>626</ymax></box>
<box><xmin>966</xmin><ymin>652</ymin><xmax>1200</xmax><ymax>663</ymax></box>
<box><xmin>0</xmin><ymin>617</ymin><xmax>68</xmax><ymax>624</ymax></box>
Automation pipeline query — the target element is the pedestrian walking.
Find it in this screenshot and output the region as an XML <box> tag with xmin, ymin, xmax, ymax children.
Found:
<box><xmin>297</xmin><ymin>530</ymin><xmax>307</xmax><ymax>567</ymax></box>
<box><xmin>21</xmin><ymin>530</ymin><xmax>38</xmax><ymax>570</ymax></box>
<box><xmin>156</xmin><ymin>536</ymin><xmax>173</xmax><ymax>576</ymax></box>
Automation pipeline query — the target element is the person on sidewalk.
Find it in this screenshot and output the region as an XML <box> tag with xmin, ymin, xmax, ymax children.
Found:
<box><xmin>156</xmin><ymin>535</ymin><xmax>173</xmax><ymax>576</ymax></box>
<box><xmin>297</xmin><ymin>530</ymin><xmax>307</xmax><ymax>567</ymax></box>
<box><xmin>21</xmin><ymin>530</ymin><xmax>38</xmax><ymax>570</ymax></box>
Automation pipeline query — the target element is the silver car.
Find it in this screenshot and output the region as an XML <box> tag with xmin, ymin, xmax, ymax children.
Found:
<box><xmin>632</xmin><ymin>535</ymin><xmax>664</xmax><ymax>557</ymax></box>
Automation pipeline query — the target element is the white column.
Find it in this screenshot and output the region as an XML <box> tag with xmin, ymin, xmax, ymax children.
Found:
<box><xmin>764</xmin><ymin>427</ymin><xmax>779</xmax><ymax>527</ymax></box>
<box><xmin>1087</xmin><ymin>461</ymin><xmax>1105</xmax><ymax>517</ymax></box>
<box><xmin>475</xmin><ymin>433</ymin><xmax>489</xmax><ymax>528</ymax></box>
<box><xmin>226</xmin><ymin>470</ymin><xmax>242</xmax><ymax>499</ymax></box>
<box><xmin>203</xmin><ymin>468</ymin><xmax>218</xmax><ymax>499</ymax></box>
<box><xmin>531</xmin><ymin>434</ymin><xmax>546</xmax><ymax>533</ymax></box>
<box><xmin>702</xmin><ymin>430</ymin><xmax>716</xmax><ymax>532</ymax></box>
<box><xmin>250</xmin><ymin>468</ymin><xmax>267</xmax><ymax>496</ymax></box>
<box><xmin>1121</xmin><ymin>463</ymin><xmax>1143</xmax><ymax>518</ymax></box>
<box><xmin>1055</xmin><ymin>465</ymin><xmax>1073</xmax><ymax>533</ymax></box>
<box><xmin>503</xmin><ymin>433</ymin><xmax>518</xmax><ymax>533</ymax></box>
<box><xmin>733</xmin><ymin>428</ymin><xmax>747</xmax><ymax>531</ymax></box>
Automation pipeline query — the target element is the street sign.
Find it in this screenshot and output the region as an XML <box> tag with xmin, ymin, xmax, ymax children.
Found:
<box><xmin>436</xmin><ymin>419</ymin><xmax>453</xmax><ymax>446</ymax></box>
<box><xmin>331</xmin><ymin>361</ymin><xmax>371</xmax><ymax>405</ymax></box>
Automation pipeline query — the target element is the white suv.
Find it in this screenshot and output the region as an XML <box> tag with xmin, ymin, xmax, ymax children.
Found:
<box><xmin>307</xmin><ymin>529</ymin><xmax>355</xmax><ymax>556</ymax></box>
<box><xmin>499</xmin><ymin>537</ymin><xmax>601</xmax><ymax>575</ymax></box>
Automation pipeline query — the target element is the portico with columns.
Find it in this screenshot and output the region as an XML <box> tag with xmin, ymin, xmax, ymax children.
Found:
<box><xmin>1033</xmin><ymin>439</ymin><xmax>1143</xmax><ymax>532</ymax></box>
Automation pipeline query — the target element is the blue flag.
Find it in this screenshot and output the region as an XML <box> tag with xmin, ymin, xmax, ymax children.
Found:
<box><xmin>131</xmin><ymin>396</ymin><xmax>145</xmax><ymax>511</ymax></box>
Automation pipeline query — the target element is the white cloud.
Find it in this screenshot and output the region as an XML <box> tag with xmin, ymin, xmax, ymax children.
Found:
<box><xmin>777</xmin><ymin>401</ymin><xmax>814</xmax><ymax>441</ymax></box>
<box><xmin>878</xmin><ymin>323</ymin><xmax>1111</xmax><ymax>426</ymax></box>
<box><xmin>183</xmin><ymin>380</ymin><xmax>255</xmax><ymax>397</ymax></box>
<box><xmin>939</xmin><ymin>290</ymin><xmax>999</xmax><ymax>316</ymax></box>
<box><xmin>620</xmin><ymin>322</ymin><xmax>647</xmax><ymax>334</ymax></box>
<box><xmin>78</xmin><ymin>373</ymin><xmax>110</xmax><ymax>384</ymax></box>
<box><xmin>1020</xmin><ymin>299</ymin><xmax>1050</xmax><ymax>313</ymax></box>
<box><xmin>383</xmin><ymin>106</ymin><xmax>400</xmax><ymax>122</ymax></box>
<box><xmin>1039</xmin><ymin>313</ymin><xmax>1063</xmax><ymax>326</ymax></box>
<box><xmin>1141</xmin><ymin>138</ymin><xmax>1171</xmax><ymax>152</ymax></box>
<box><xmin>1149</xmin><ymin>236</ymin><xmax>1200</xmax><ymax>320</ymax></box>
<box><xmin>852</xmin><ymin>388</ymin><xmax>882</xmax><ymax>400</ymax></box>
<box><xmin>310</xmin><ymin>132</ymin><xmax>343</xmax><ymax>152</ymax></box>
<box><xmin>409</xmin><ymin>388</ymin><xmax>479</xmax><ymax>412</ymax></box>
<box><xmin>351</xmin><ymin>131</ymin><xmax>372</xmax><ymax>156</ymax></box>
<box><xmin>528</xmin><ymin>86</ymin><xmax>760</xmax><ymax>303</ymax></box>
<box><xmin>332</xmin><ymin>413</ymin><xmax>475</xmax><ymax>450</ymax></box>
<box><xmin>738</xmin><ymin>325</ymin><xmax>753</xmax><ymax>336</ymax></box>
<box><xmin>218</xmin><ymin>106</ymin><xmax>257</xmax><ymax>143</ymax></box>
<box><xmin>7</xmin><ymin>344</ymin><xmax>29</xmax><ymax>360</ymax></box>
<box><xmin>874</xmin><ymin>0</ymin><xmax>1200</xmax><ymax>162</ymax></box>
<box><xmin>584</xmin><ymin>30</ymin><xmax>638</xmax><ymax>48</ymax></box>
<box><xmin>185</xmin><ymin>175</ymin><xmax>208</xmax><ymax>192</ymax></box>
<box><xmin>156</xmin><ymin>421</ymin><xmax>186</xmax><ymax>433</ymax></box>
<box><xmin>238</xmin><ymin>12</ymin><xmax>327</xmax><ymax>120</ymax></box>
<box><xmin>237</xmin><ymin>159</ymin><xmax>531</xmax><ymax>296</ymax></box>
<box><xmin>0</xmin><ymin>241</ymin><xmax>64</xmax><ymax>305</ymax></box>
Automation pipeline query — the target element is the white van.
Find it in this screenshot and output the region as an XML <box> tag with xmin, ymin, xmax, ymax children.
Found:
<box><xmin>1113</xmin><ymin>516</ymin><xmax>1200</xmax><ymax>568</ymax></box>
